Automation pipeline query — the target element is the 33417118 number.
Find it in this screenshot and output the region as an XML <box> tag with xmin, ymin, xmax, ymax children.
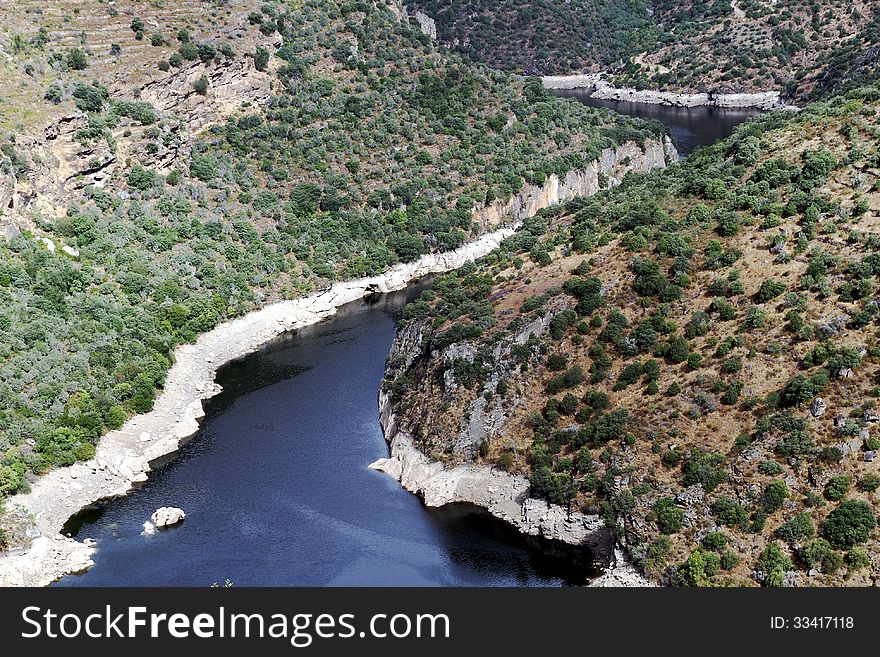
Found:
<box><xmin>771</xmin><ymin>617</ymin><xmax>854</xmax><ymax>629</ymax></box>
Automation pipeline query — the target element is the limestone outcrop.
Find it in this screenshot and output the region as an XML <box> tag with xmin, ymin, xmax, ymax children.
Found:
<box><xmin>370</xmin><ymin>390</ymin><xmax>614</xmax><ymax>557</ymax></box>
<box><xmin>471</xmin><ymin>139</ymin><xmax>677</xmax><ymax>230</ymax></box>
<box><xmin>542</xmin><ymin>73</ymin><xmax>793</xmax><ymax>110</ymax></box>
<box><xmin>414</xmin><ymin>12</ymin><xmax>437</xmax><ymax>40</ymax></box>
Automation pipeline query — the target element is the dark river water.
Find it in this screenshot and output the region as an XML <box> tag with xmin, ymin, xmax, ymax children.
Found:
<box><xmin>551</xmin><ymin>88</ymin><xmax>762</xmax><ymax>155</ymax></box>
<box><xmin>58</xmin><ymin>285</ymin><xmax>596</xmax><ymax>586</ymax></box>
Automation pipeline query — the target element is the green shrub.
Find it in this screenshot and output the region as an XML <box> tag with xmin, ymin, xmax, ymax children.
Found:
<box><xmin>179</xmin><ymin>42</ymin><xmax>199</xmax><ymax>60</ymax></box>
<box><xmin>254</xmin><ymin>46</ymin><xmax>270</xmax><ymax>71</ymax></box>
<box><xmin>775</xmin><ymin>512</ymin><xmax>814</xmax><ymax>544</ymax></box>
<box><xmin>546</xmin><ymin>353</ymin><xmax>568</xmax><ymax>371</ymax></box>
<box><xmin>701</xmin><ymin>531</ymin><xmax>728</xmax><ymax>552</ymax></box>
<box><xmin>755</xmin><ymin>542</ymin><xmax>792</xmax><ymax>587</ymax></box>
<box><xmin>66</xmin><ymin>48</ymin><xmax>89</xmax><ymax>70</ymax></box>
<box><xmin>127</xmin><ymin>166</ymin><xmax>156</xmax><ymax>191</ymax></box>
<box><xmin>760</xmin><ymin>480</ymin><xmax>788</xmax><ymax>514</ymax></box>
<box><xmin>546</xmin><ymin>366</ymin><xmax>585</xmax><ymax>393</ymax></box>
<box><xmin>674</xmin><ymin>549</ymin><xmax>717</xmax><ymax>586</ymax></box>
<box><xmin>194</xmin><ymin>76</ymin><xmax>209</xmax><ymax>95</ymax></box>
<box><xmin>758</xmin><ymin>460</ymin><xmax>784</xmax><ymax>475</ymax></box>
<box><xmin>820</xmin><ymin>499</ymin><xmax>877</xmax><ymax>549</ymax></box>
<box><xmin>72</xmin><ymin>83</ymin><xmax>107</xmax><ymax>112</ymax></box>
<box><xmin>681</xmin><ymin>450</ymin><xmax>726</xmax><ymax>492</ymax></box>
<box><xmin>654</xmin><ymin>497</ymin><xmax>683</xmax><ymax>534</ymax></box>
<box><xmin>845</xmin><ymin>546</ymin><xmax>871</xmax><ymax>570</ymax></box>
<box><xmin>825</xmin><ymin>475</ymin><xmax>851</xmax><ymax>501</ymax></box>
<box><xmin>857</xmin><ymin>474</ymin><xmax>880</xmax><ymax>493</ymax></box>
<box><xmin>755</xmin><ymin>279</ymin><xmax>787</xmax><ymax>303</ymax></box>
<box><xmin>112</xmin><ymin>101</ymin><xmax>157</xmax><ymax>125</ymax></box>
<box><xmin>780</xmin><ymin>371</ymin><xmax>828</xmax><ymax>406</ymax></box>
<box><xmin>190</xmin><ymin>155</ymin><xmax>217</xmax><ymax>182</ymax></box>
<box><xmin>799</xmin><ymin>538</ymin><xmax>843</xmax><ymax>574</ymax></box>
<box><xmin>711</xmin><ymin>496</ymin><xmax>748</xmax><ymax>528</ymax></box>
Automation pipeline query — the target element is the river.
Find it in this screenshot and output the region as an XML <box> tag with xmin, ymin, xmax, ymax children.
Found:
<box><xmin>56</xmin><ymin>99</ymin><xmax>749</xmax><ymax>587</ymax></box>
<box><xmin>551</xmin><ymin>88</ymin><xmax>762</xmax><ymax>155</ymax></box>
<box><xmin>57</xmin><ymin>285</ymin><xmax>595</xmax><ymax>586</ymax></box>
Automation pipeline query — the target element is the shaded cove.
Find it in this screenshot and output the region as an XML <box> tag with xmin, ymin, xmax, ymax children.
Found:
<box><xmin>551</xmin><ymin>88</ymin><xmax>762</xmax><ymax>155</ymax></box>
<box><xmin>57</xmin><ymin>284</ymin><xmax>596</xmax><ymax>587</ymax></box>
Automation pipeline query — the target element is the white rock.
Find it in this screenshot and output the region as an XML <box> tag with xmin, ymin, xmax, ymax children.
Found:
<box><xmin>62</xmin><ymin>245</ymin><xmax>79</xmax><ymax>257</ymax></box>
<box><xmin>151</xmin><ymin>507</ymin><xmax>186</xmax><ymax>528</ymax></box>
<box><xmin>141</xmin><ymin>522</ymin><xmax>157</xmax><ymax>536</ymax></box>
<box><xmin>139</xmin><ymin>431</ymin><xmax>152</xmax><ymax>442</ymax></box>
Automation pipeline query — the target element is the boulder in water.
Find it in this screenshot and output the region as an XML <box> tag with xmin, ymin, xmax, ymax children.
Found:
<box><xmin>151</xmin><ymin>507</ymin><xmax>186</xmax><ymax>528</ymax></box>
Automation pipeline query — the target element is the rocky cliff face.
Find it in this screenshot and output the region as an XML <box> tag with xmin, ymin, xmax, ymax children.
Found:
<box><xmin>370</xmin><ymin>388</ymin><xmax>615</xmax><ymax>559</ymax></box>
<box><xmin>414</xmin><ymin>12</ymin><xmax>437</xmax><ymax>40</ymax></box>
<box><xmin>389</xmin><ymin>0</ymin><xmax>437</xmax><ymax>39</ymax></box>
<box><xmin>471</xmin><ymin>138</ymin><xmax>676</xmax><ymax>231</ymax></box>
<box><xmin>0</xmin><ymin>31</ymin><xmax>276</xmax><ymax>233</ymax></box>
<box><xmin>542</xmin><ymin>74</ymin><xmax>792</xmax><ymax>110</ymax></box>
<box><xmin>138</xmin><ymin>54</ymin><xmax>275</xmax><ymax>139</ymax></box>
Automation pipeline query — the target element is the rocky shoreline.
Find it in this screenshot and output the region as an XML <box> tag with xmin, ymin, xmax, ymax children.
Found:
<box><xmin>370</xmin><ymin>340</ymin><xmax>653</xmax><ymax>585</ymax></box>
<box><xmin>542</xmin><ymin>73</ymin><xmax>794</xmax><ymax>111</ymax></box>
<box><xmin>0</xmin><ymin>139</ymin><xmax>671</xmax><ymax>587</ymax></box>
<box><xmin>370</xmin><ymin>390</ymin><xmax>617</xmax><ymax>559</ymax></box>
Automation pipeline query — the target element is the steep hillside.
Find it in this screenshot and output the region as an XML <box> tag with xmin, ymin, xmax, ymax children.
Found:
<box><xmin>642</xmin><ymin>0</ymin><xmax>879</xmax><ymax>100</ymax></box>
<box><xmin>0</xmin><ymin>0</ymin><xmax>663</xmax><ymax>544</ymax></box>
<box><xmin>403</xmin><ymin>0</ymin><xmax>655</xmax><ymax>76</ymax></box>
<box><xmin>386</xmin><ymin>87</ymin><xmax>880</xmax><ymax>586</ymax></box>
<box><xmin>405</xmin><ymin>0</ymin><xmax>880</xmax><ymax>100</ymax></box>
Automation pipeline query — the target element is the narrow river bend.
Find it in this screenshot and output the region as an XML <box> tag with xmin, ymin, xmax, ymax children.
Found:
<box><xmin>58</xmin><ymin>285</ymin><xmax>595</xmax><ymax>586</ymax></box>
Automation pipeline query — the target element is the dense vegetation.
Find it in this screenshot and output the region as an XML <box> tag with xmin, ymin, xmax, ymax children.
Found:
<box><xmin>388</xmin><ymin>87</ymin><xmax>880</xmax><ymax>585</ymax></box>
<box><xmin>0</xmin><ymin>0</ymin><xmax>660</xmax><ymax>541</ymax></box>
<box><xmin>405</xmin><ymin>0</ymin><xmax>655</xmax><ymax>75</ymax></box>
<box><xmin>406</xmin><ymin>0</ymin><xmax>880</xmax><ymax>99</ymax></box>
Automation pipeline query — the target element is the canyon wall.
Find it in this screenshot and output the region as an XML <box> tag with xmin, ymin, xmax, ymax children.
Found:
<box><xmin>472</xmin><ymin>138</ymin><xmax>676</xmax><ymax>231</ymax></box>
<box><xmin>370</xmin><ymin>389</ymin><xmax>615</xmax><ymax>558</ymax></box>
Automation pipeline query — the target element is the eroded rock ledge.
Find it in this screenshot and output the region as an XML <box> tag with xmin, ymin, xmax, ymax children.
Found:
<box><xmin>370</xmin><ymin>391</ymin><xmax>615</xmax><ymax>559</ymax></box>
<box><xmin>542</xmin><ymin>73</ymin><xmax>794</xmax><ymax>111</ymax></box>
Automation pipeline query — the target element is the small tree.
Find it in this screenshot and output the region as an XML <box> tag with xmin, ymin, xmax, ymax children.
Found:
<box><xmin>254</xmin><ymin>46</ymin><xmax>270</xmax><ymax>72</ymax></box>
<box><xmin>825</xmin><ymin>475</ymin><xmax>851</xmax><ymax>501</ymax></box>
<box><xmin>194</xmin><ymin>76</ymin><xmax>209</xmax><ymax>95</ymax></box>
<box><xmin>127</xmin><ymin>165</ymin><xmax>156</xmax><ymax>191</ymax></box>
<box><xmin>821</xmin><ymin>499</ymin><xmax>877</xmax><ymax>549</ymax></box>
<box><xmin>654</xmin><ymin>497</ymin><xmax>683</xmax><ymax>534</ymax></box>
<box><xmin>66</xmin><ymin>48</ymin><xmax>89</xmax><ymax>70</ymax></box>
